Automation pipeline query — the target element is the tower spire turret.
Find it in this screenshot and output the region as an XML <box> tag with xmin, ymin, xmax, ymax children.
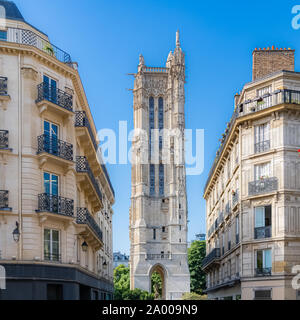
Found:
<box><xmin>176</xmin><ymin>30</ymin><xmax>180</xmax><ymax>48</ymax></box>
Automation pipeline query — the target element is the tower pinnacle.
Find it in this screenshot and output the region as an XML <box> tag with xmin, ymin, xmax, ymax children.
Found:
<box><xmin>176</xmin><ymin>30</ymin><xmax>180</xmax><ymax>48</ymax></box>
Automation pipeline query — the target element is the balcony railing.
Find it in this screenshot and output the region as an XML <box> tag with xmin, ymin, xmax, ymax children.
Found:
<box><xmin>255</xmin><ymin>267</ymin><xmax>272</xmax><ymax>276</ymax></box>
<box><xmin>255</xmin><ymin>140</ymin><xmax>270</xmax><ymax>154</ymax></box>
<box><xmin>0</xmin><ymin>130</ymin><xmax>8</xmax><ymax>149</ymax></box>
<box><xmin>5</xmin><ymin>27</ymin><xmax>73</xmax><ymax>66</ymax></box>
<box><xmin>146</xmin><ymin>254</ymin><xmax>170</xmax><ymax>260</ymax></box>
<box><xmin>142</xmin><ymin>66</ymin><xmax>168</xmax><ymax>73</ymax></box>
<box><xmin>232</xmin><ymin>190</ymin><xmax>238</xmax><ymax>207</ymax></box>
<box><xmin>75</xmin><ymin>111</ymin><xmax>98</xmax><ymax>150</ymax></box>
<box><xmin>0</xmin><ymin>76</ymin><xmax>8</xmax><ymax>95</ymax></box>
<box><xmin>0</xmin><ymin>190</ymin><xmax>9</xmax><ymax>209</ymax></box>
<box><xmin>204</xmin><ymin>88</ymin><xmax>300</xmax><ymax>193</ymax></box>
<box><xmin>36</xmin><ymin>82</ymin><xmax>73</xmax><ymax>112</ymax></box>
<box><xmin>254</xmin><ymin>226</ymin><xmax>272</xmax><ymax>239</ymax></box>
<box><xmin>75</xmin><ymin>112</ymin><xmax>115</xmax><ymax>198</ymax></box>
<box><xmin>37</xmin><ymin>193</ymin><xmax>74</xmax><ymax>217</ymax></box>
<box><xmin>44</xmin><ymin>252</ymin><xmax>61</xmax><ymax>262</ymax></box>
<box><xmin>76</xmin><ymin>156</ymin><xmax>103</xmax><ymax>201</ymax></box>
<box><xmin>37</xmin><ymin>134</ymin><xmax>73</xmax><ymax>161</ymax></box>
<box><xmin>249</xmin><ymin>177</ymin><xmax>278</xmax><ymax>196</ymax></box>
<box><xmin>202</xmin><ymin>248</ymin><xmax>221</xmax><ymax>268</ymax></box>
<box><xmin>76</xmin><ymin>207</ymin><xmax>103</xmax><ymax>242</ymax></box>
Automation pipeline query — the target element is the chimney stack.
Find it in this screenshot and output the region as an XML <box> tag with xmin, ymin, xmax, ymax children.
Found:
<box><xmin>252</xmin><ymin>47</ymin><xmax>295</xmax><ymax>81</ymax></box>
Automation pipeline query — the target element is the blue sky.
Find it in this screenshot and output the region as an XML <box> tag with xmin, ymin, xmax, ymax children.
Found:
<box><xmin>13</xmin><ymin>0</ymin><xmax>300</xmax><ymax>254</ymax></box>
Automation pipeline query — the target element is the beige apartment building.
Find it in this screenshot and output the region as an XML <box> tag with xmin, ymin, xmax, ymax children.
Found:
<box><xmin>203</xmin><ymin>47</ymin><xmax>300</xmax><ymax>300</ymax></box>
<box><xmin>0</xmin><ymin>1</ymin><xmax>115</xmax><ymax>300</ymax></box>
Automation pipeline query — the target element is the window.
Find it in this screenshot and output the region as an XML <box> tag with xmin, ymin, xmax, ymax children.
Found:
<box><xmin>44</xmin><ymin>120</ymin><xmax>59</xmax><ymax>155</ymax></box>
<box><xmin>257</xmin><ymin>85</ymin><xmax>272</xmax><ymax>110</ymax></box>
<box><xmin>162</xmin><ymin>226</ymin><xmax>166</xmax><ymax>233</ymax></box>
<box><xmin>235</xmin><ymin>215</ymin><xmax>239</xmax><ymax>243</ymax></box>
<box><xmin>159</xmin><ymin>164</ymin><xmax>164</xmax><ymax>196</ymax></box>
<box><xmin>153</xmin><ymin>229</ymin><xmax>156</xmax><ymax>240</ymax></box>
<box><xmin>43</xmin><ymin>75</ymin><xmax>57</xmax><ymax>103</ymax></box>
<box><xmin>47</xmin><ymin>284</ymin><xmax>63</xmax><ymax>300</ymax></box>
<box><xmin>158</xmin><ymin>97</ymin><xmax>164</xmax><ymax>149</ymax></box>
<box><xmin>255</xmin><ymin>162</ymin><xmax>270</xmax><ymax>180</ymax></box>
<box><xmin>254</xmin><ymin>206</ymin><xmax>271</xmax><ymax>239</ymax></box>
<box><xmin>255</xmin><ymin>123</ymin><xmax>270</xmax><ymax>153</ymax></box>
<box><xmin>44</xmin><ymin>229</ymin><xmax>60</xmax><ymax>261</ymax></box>
<box><xmin>149</xmin><ymin>97</ymin><xmax>154</xmax><ymax>156</ymax></box>
<box><xmin>256</xmin><ymin>249</ymin><xmax>272</xmax><ymax>276</ymax></box>
<box><xmin>0</xmin><ymin>31</ymin><xmax>7</xmax><ymax>41</ymax></box>
<box><xmin>149</xmin><ymin>164</ymin><xmax>155</xmax><ymax>195</ymax></box>
<box><xmin>44</xmin><ymin>172</ymin><xmax>59</xmax><ymax>196</ymax></box>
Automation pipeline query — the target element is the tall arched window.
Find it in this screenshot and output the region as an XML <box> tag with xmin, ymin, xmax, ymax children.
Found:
<box><xmin>150</xmin><ymin>164</ymin><xmax>155</xmax><ymax>195</ymax></box>
<box><xmin>158</xmin><ymin>97</ymin><xmax>164</xmax><ymax>149</ymax></box>
<box><xmin>149</xmin><ymin>97</ymin><xmax>155</xmax><ymax>158</ymax></box>
<box><xmin>159</xmin><ymin>164</ymin><xmax>164</xmax><ymax>196</ymax></box>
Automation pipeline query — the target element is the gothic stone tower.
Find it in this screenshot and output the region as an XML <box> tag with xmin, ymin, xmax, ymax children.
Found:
<box><xmin>129</xmin><ymin>31</ymin><xmax>190</xmax><ymax>300</ymax></box>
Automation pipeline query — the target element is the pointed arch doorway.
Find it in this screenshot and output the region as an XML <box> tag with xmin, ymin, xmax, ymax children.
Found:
<box><xmin>149</xmin><ymin>264</ymin><xmax>166</xmax><ymax>300</ymax></box>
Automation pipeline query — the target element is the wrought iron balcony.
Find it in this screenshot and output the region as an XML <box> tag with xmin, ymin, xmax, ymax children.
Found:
<box><xmin>232</xmin><ymin>190</ymin><xmax>239</xmax><ymax>207</ymax></box>
<box><xmin>146</xmin><ymin>254</ymin><xmax>171</xmax><ymax>260</ymax></box>
<box><xmin>249</xmin><ymin>177</ymin><xmax>278</xmax><ymax>196</ymax></box>
<box><xmin>255</xmin><ymin>140</ymin><xmax>270</xmax><ymax>154</ymax></box>
<box><xmin>202</xmin><ymin>248</ymin><xmax>221</xmax><ymax>269</ymax></box>
<box><xmin>44</xmin><ymin>252</ymin><xmax>61</xmax><ymax>262</ymax></box>
<box><xmin>5</xmin><ymin>27</ymin><xmax>73</xmax><ymax>66</ymax></box>
<box><xmin>75</xmin><ymin>112</ymin><xmax>115</xmax><ymax>198</ymax></box>
<box><xmin>36</xmin><ymin>82</ymin><xmax>73</xmax><ymax>112</ymax></box>
<box><xmin>254</xmin><ymin>226</ymin><xmax>272</xmax><ymax>239</ymax></box>
<box><xmin>0</xmin><ymin>190</ymin><xmax>9</xmax><ymax>210</ymax></box>
<box><xmin>255</xmin><ymin>267</ymin><xmax>272</xmax><ymax>276</ymax></box>
<box><xmin>76</xmin><ymin>156</ymin><xmax>103</xmax><ymax>201</ymax></box>
<box><xmin>0</xmin><ymin>130</ymin><xmax>8</xmax><ymax>149</ymax></box>
<box><xmin>37</xmin><ymin>193</ymin><xmax>74</xmax><ymax>217</ymax></box>
<box><xmin>75</xmin><ymin>111</ymin><xmax>98</xmax><ymax>150</ymax></box>
<box><xmin>37</xmin><ymin>134</ymin><xmax>73</xmax><ymax>161</ymax></box>
<box><xmin>76</xmin><ymin>207</ymin><xmax>103</xmax><ymax>242</ymax></box>
<box><xmin>0</xmin><ymin>76</ymin><xmax>8</xmax><ymax>95</ymax></box>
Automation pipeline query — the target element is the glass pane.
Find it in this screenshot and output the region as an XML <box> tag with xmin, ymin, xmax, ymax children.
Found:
<box><xmin>257</xmin><ymin>251</ymin><xmax>263</xmax><ymax>269</ymax></box>
<box><xmin>44</xmin><ymin>172</ymin><xmax>50</xmax><ymax>194</ymax></box>
<box><xmin>51</xmin><ymin>124</ymin><xmax>58</xmax><ymax>137</ymax></box>
<box><xmin>44</xmin><ymin>229</ymin><xmax>51</xmax><ymax>241</ymax></box>
<box><xmin>52</xmin><ymin>230</ymin><xmax>59</xmax><ymax>242</ymax></box>
<box><xmin>43</xmin><ymin>75</ymin><xmax>50</xmax><ymax>85</ymax></box>
<box><xmin>44</xmin><ymin>121</ymin><xmax>50</xmax><ymax>135</ymax></box>
<box><xmin>264</xmin><ymin>250</ymin><xmax>272</xmax><ymax>268</ymax></box>
<box><xmin>255</xmin><ymin>207</ymin><xmax>265</xmax><ymax>228</ymax></box>
<box><xmin>51</xmin><ymin>175</ymin><xmax>59</xmax><ymax>196</ymax></box>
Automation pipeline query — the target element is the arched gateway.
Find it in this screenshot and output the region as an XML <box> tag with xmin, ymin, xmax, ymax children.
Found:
<box><xmin>129</xmin><ymin>31</ymin><xmax>190</xmax><ymax>300</ymax></box>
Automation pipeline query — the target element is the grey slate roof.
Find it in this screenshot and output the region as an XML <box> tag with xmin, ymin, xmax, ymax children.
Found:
<box><xmin>0</xmin><ymin>0</ymin><xmax>25</xmax><ymax>22</ymax></box>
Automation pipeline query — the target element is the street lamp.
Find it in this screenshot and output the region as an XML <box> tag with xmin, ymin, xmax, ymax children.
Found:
<box><xmin>12</xmin><ymin>222</ymin><xmax>20</xmax><ymax>243</ymax></box>
<box><xmin>81</xmin><ymin>241</ymin><xmax>88</xmax><ymax>252</ymax></box>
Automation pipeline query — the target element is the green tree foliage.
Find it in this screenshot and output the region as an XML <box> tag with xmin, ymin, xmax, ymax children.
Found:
<box><xmin>182</xmin><ymin>292</ymin><xmax>208</xmax><ymax>300</ymax></box>
<box><xmin>113</xmin><ymin>264</ymin><xmax>154</xmax><ymax>300</ymax></box>
<box><xmin>151</xmin><ymin>271</ymin><xmax>162</xmax><ymax>298</ymax></box>
<box><xmin>188</xmin><ymin>240</ymin><xmax>206</xmax><ymax>295</ymax></box>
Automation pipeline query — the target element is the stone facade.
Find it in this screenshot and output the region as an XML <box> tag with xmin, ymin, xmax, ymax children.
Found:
<box><xmin>203</xmin><ymin>48</ymin><xmax>300</xmax><ymax>300</ymax></box>
<box><xmin>129</xmin><ymin>32</ymin><xmax>190</xmax><ymax>300</ymax></box>
<box><xmin>0</xmin><ymin>2</ymin><xmax>114</xmax><ymax>300</ymax></box>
